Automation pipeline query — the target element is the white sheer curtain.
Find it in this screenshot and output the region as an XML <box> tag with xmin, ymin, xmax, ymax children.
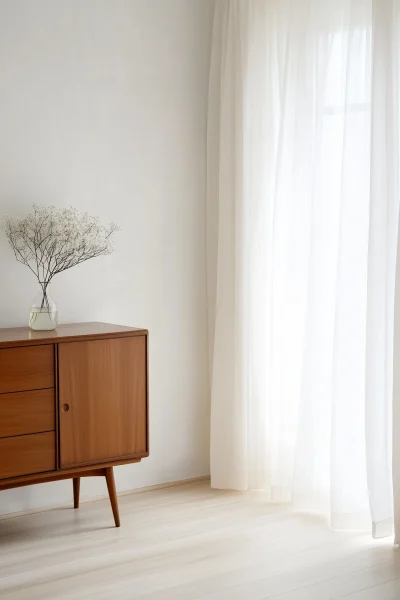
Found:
<box><xmin>207</xmin><ymin>0</ymin><xmax>400</xmax><ymax>536</ymax></box>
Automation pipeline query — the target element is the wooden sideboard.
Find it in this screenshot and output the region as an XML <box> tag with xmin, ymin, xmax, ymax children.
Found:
<box><xmin>0</xmin><ymin>322</ymin><xmax>149</xmax><ymax>527</ymax></box>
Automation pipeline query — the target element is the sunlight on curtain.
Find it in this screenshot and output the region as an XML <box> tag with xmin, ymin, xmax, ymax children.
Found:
<box><xmin>207</xmin><ymin>0</ymin><xmax>400</xmax><ymax>536</ymax></box>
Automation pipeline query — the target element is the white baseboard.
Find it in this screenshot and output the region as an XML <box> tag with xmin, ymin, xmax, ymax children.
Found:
<box><xmin>0</xmin><ymin>475</ymin><xmax>211</xmax><ymax>521</ymax></box>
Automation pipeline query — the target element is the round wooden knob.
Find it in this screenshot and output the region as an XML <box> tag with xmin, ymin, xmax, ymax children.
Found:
<box><xmin>62</xmin><ymin>403</ymin><xmax>70</xmax><ymax>412</ymax></box>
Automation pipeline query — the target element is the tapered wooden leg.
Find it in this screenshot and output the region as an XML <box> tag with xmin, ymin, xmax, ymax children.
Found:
<box><xmin>105</xmin><ymin>467</ymin><xmax>120</xmax><ymax>527</ymax></box>
<box><xmin>73</xmin><ymin>477</ymin><xmax>80</xmax><ymax>509</ymax></box>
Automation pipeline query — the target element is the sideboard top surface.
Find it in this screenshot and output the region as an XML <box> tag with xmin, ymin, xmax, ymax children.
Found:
<box><xmin>0</xmin><ymin>322</ymin><xmax>148</xmax><ymax>349</ymax></box>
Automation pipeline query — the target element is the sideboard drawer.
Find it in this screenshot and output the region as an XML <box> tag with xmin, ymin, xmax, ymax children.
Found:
<box><xmin>0</xmin><ymin>345</ymin><xmax>54</xmax><ymax>394</ymax></box>
<box><xmin>0</xmin><ymin>432</ymin><xmax>55</xmax><ymax>480</ymax></box>
<box><xmin>0</xmin><ymin>389</ymin><xmax>55</xmax><ymax>439</ymax></box>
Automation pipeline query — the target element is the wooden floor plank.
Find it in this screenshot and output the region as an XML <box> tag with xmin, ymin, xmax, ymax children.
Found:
<box><xmin>0</xmin><ymin>482</ymin><xmax>398</xmax><ymax>600</ymax></box>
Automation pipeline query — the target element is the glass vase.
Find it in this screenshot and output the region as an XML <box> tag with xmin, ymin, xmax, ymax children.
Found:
<box><xmin>29</xmin><ymin>283</ymin><xmax>58</xmax><ymax>331</ymax></box>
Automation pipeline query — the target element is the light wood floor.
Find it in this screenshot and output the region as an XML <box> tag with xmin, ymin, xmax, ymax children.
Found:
<box><xmin>0</xmin><ymin>481</ymin><xmax>399</xmax><ymax>599</ymax></box>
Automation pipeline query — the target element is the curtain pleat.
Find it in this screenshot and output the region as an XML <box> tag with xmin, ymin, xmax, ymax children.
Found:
<box><xmin>207</xmin><ymin>0</ymin><xmax>400</xmax><ymax>537</ymax></box>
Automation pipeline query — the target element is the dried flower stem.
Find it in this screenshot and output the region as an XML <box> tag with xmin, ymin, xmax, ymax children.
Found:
<box><xmin>2</xmin><ymin>205</ymin><xmax>119</xmax><ymax>301</ymax></box>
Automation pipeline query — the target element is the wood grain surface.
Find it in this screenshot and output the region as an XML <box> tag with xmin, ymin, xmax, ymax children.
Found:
<box><xmin>0</xmin><ymin>388</ymin><xmax>55</xmax><ymax>438</ymax></box>
<box><xmin>0</xmin><ymin>322</ymin><xmax>147</xmax><ymax>349</ymax></box>
<box><xmin>0</xmin><ymin>432</ymin><xmax>55</xmax><ymax>480</ymax></box>
<box><xmin>59</xmin><ymin>336</ymin><xmax>148</xmax><ymax>468</ymax></box>
<box><xmin>105</xmin><ymin>467</ymin><xmax>120</xmax><ymax>527</ymax></box>
<box><xmin>1</xmin><ymin>482</ymin><xmax>399</xmax><ymax>600</ymax></box>
<box><xmin>0</xmin><ymin>345</ymin><xmax>54</xmax><ymax>393</ymax></box>
<box><xmin>0</xmin><ymin>457</ymin><xmax>141</xmax><ymax>491</ymax></box>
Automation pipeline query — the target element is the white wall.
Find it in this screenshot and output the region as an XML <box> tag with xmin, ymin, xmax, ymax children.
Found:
<box><xmin>0</xmin><ymin>0</ymin><xmax>213</xmax><ymax>516</ymax></box>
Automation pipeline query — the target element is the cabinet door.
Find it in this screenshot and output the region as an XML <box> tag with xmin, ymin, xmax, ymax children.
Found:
<box><xmin>59</xmin><ymin>336</ymin><xmax>148</xmax><ymax>468</ymax></box>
